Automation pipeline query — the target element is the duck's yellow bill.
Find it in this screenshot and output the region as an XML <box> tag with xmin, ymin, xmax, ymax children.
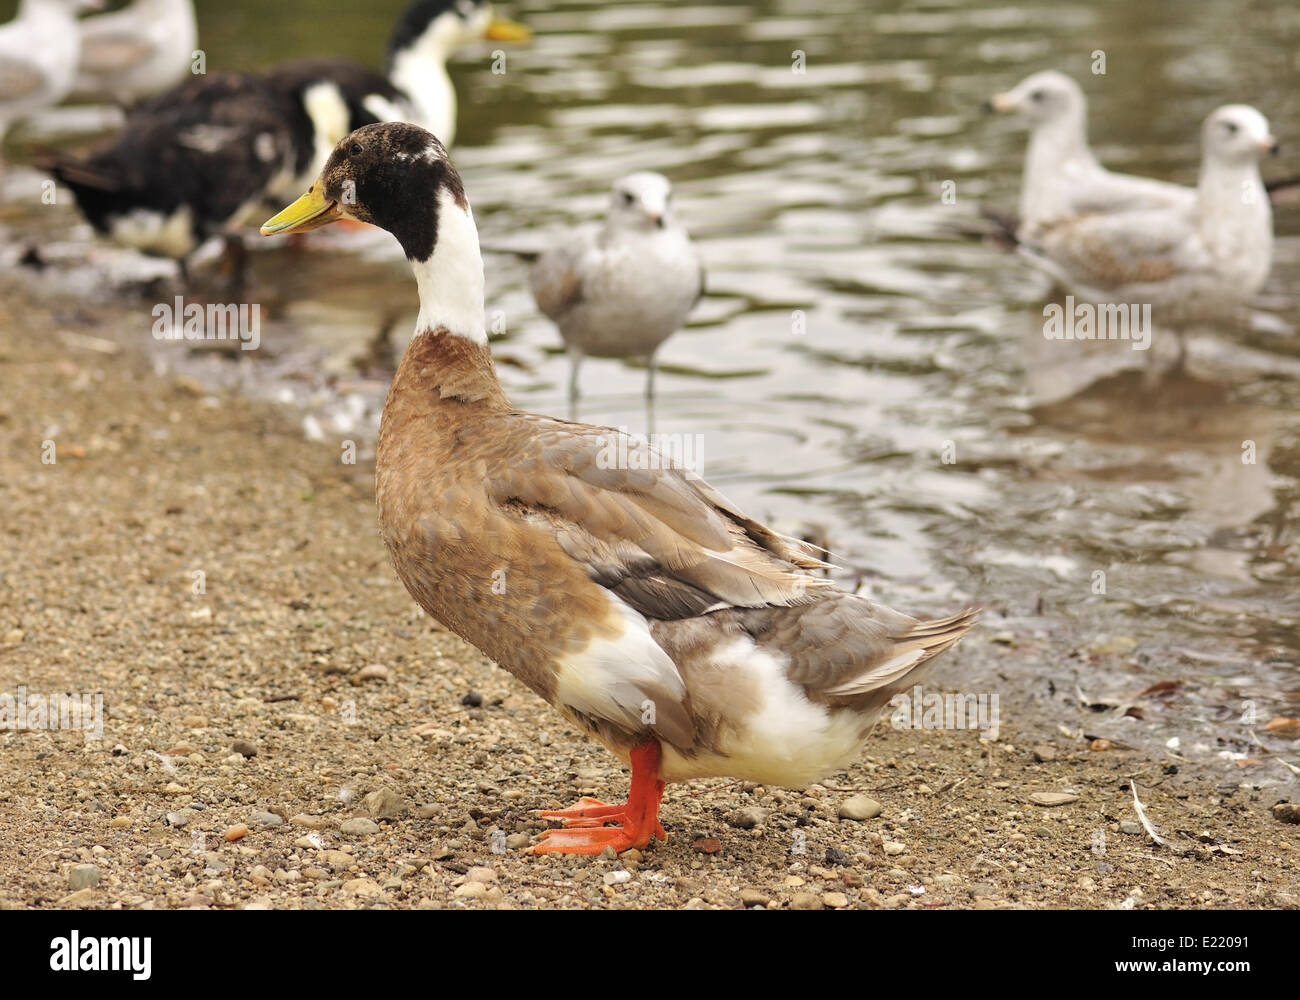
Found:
<box><xmin>260</xmin><ymin>181</ymin><xmax>342</xmax><ymax>236</ymax></box>
<box><xmin>485</xmin><ymin>17</ymin><xmax>531</xmax><ymax>42</ymax></box>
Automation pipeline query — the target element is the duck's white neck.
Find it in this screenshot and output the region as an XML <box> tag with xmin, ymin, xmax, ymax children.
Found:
<box><xmin>411</xmin><ymin>189</ymin><xmax>486</xmax><ymax>345</ymax></box>
<box><xmin>388</xmin><ymin>15</ymin><xmax>460</xmax><ymax>146</ymax></box>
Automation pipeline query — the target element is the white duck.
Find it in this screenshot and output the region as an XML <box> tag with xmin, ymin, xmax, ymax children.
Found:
<box><xmin>0</xmin><ymin>0</ymin><xmax>100</xmax><ymax>171</ymax></box>
<box><xmin>262</xmin><ymin>123</ymin><xmax>978</xmax><ymax>855</ymax></box>
<box><xmin>71</xmin><ymin>0</ymin><xmax>196</xmax><ymax>105</ymax></box>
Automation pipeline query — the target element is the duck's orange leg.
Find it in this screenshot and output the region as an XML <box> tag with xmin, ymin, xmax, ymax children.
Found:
<box><xmin>529</xmin><ymin>739</ymin><xmax>667</xmax><ymax>855</ymax></box>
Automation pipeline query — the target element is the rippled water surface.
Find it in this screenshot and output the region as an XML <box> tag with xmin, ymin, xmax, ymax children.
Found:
<box><xmin>4</xmin><ymin>0</ymin><xmax>1300</xmax><ymax>757</ymax></box>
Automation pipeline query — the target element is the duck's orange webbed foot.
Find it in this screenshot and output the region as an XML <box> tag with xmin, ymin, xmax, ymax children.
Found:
<box><xmin>529</xmin><ymin>740</ymin><xmax>667</xmax><ymax>855</ymax></box>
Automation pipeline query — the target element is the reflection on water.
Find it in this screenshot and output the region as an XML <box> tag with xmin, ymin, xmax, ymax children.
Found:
<box><xmin>3</xmin><ymin>0</ymin><xmax>1300</xmax><ymax>758</ymax></box>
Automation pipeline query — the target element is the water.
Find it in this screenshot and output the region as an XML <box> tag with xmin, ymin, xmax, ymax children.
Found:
<box><xmin>3</xmin><ymin>0</ymin><xmax>1299</xmax><ymax>759</ymax></box>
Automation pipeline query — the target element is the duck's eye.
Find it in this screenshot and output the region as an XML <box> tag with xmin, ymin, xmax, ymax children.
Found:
<box><xmin>349</xmin><ymin>141</ymin><xmax>364</xmax><ymax>157</ymax></box>
<box><xmin>1223</xmin><ymin>121</ymin><xmax>1238</xmax><ymax>134</ymax></box>
<box><xmin>620</xmin><ymin>191</ymin><xmax>635</xmax><ymax>205</ymax></box>
<box><xmin>1030</xmin><ymin>90</ymin><xmax>1045</xmax><ymax>102</ymax></box>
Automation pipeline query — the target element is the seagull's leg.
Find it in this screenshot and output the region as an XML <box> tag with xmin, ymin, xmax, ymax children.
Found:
<box><xmin>645</xmin><ymin>352</ymin><xmax>658</xmax><ymax>436</ymax></box>
<box><xmin>567</xmin><ymin>345</ymin><xmax>583</xmax><ymax>419</ymax></box>
<box><xmin>530</xmin><ymin>739</ymin><xmax>667</xmax><ymax>855</ymax></box>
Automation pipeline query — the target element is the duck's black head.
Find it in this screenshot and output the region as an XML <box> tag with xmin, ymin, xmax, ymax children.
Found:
<box><xmin>386</xmin><ymin>0</ymin><xmax>529</xmax><ymax>68</ymax></box>
<box><xmin>262</xmin><ymin>122</ymin><xmax>466</xmax><ymax>263</ymax></box>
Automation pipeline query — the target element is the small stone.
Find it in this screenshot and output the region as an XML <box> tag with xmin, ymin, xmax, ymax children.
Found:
<box><xmin>505</xmin><ymin>833</ymin><xmax>530</xmax><ymax>850</ymax></box>
<box><xmin>180</xmin><ymin>715</ymin><xmax>207</xmax><ymax>729</ymax></box>
<box><xmin>60</xmin><ymin>888</ymin><xmax>99</xmax><ymax>907</ymax></box>
<box><xmin>363</xmin><ymin>788</ymin><xmax>407</xmax><ymax>820</ymax></box>
<box><xmin>223</xmin><ymin>824</ymin><xmax>249</xmax><ymax>842</ymax></box>
<box><xmin>990</xmin><ymin>631</ymin><xmax>1015</xmax><ymax>645</ymax></box>
<box><xmin>883</xmin><ymin>841</ymin><xmax>907</xmax><ymax>856</ymax></box>
<box><xmin>784</xmin><ymin>875</ymin><xmax>805</xmax><ymax>887</ymax></box>
<box><xmin>739</xmin><ymin>889</ymin><xmax>770</xmax><ymax>907</ymax></box>
<box><xmin>1089</xmin><ymin>739</ymin><xmax>1113</xmax><ymax>752</ymax></box>
<box><xmin>824</xmin><ymin>848</ymin><xmax>849</xmax><ymax>866</ymax></box>
<box><xmin>342</xmin><ymin>877</ymin><xmax>383</xmax><ymax>898</ymax></box>
<box><xmin>249</xmin><ymin>865</ymin><xmax>273</xmax><ymax>886</ymax></box>
<box><xmin>838</xmin><ymin>795</ymin><xmax>882</xmax><ymax>821</ymax></box>
<box><xmin>790</xmin><ymin>892</ymin><xmax>823</xmax><ymax>910</ymax></box>
<box><xmin>692</xmin><ymin>837</ymin><xmax>722</xmax><ymax>854</ymax></box>
<box><xmin>603</xmin><ymin>870</ymin><xmax>631</xmax><ymax>886</ymax></box>
<box><xmin>1119</xmin><ymin>821</ymin><xmax>1143</xmax><ymax>835</ymax></box>
<box><xmin>289</xmin><ymin>814</ymin><xmax>330</xmax><ymax>829</ymax></box>
<box><xmin>110</xmin><ymin>816</ymin><xmax>131</xmax><ymax>829</ymax></box>
<box><xmin>249</xmin><ymin>811</ymin><xmax>283</xmax><ymax>828</ymax></box>
<box><xmin>230</xmin><ymin>739</ymin><xmax>258</xmax><ymax>757</ymax></box>
<box><xmin>68</xmin><ymin>865</ymin><xmax>100</xmax><ymax>891</ymax></box>
<box><xmin>3</xmin><ymin>628</ymin><xmax>23</xmax><ymax>644</ymax></box>
<box><xmin>1032</xmin><ymin>745</ymin><xmax>1057</xmax><ymax>763</ymax></box>
<box><xmin>356</xmin><ymin>664</ymin><xmax>389</xmax><ymax>683</ymax></box>
<box><xmin>461</xmin><ymin>690</ymin><xmax>483</xmax><ymax>707</ymax></box>
<box><xmin>823</xmin><ymin>891</ymin><xmax>849</xmax><ymax>908</ymax></box>
<box><xmin>294</xmin><ymin>836</ymin><xmax>321</xmax><ymax>850</ymax></box>
<box><xmin>727</xmin><ymin>806</ymin><xmax>767</xmax><ymax>830</ymax></box>
<box><xmin>340</xmin><ymin>817</ymin><xmax>381</xmax><ymax>836</ymax></box>
<box><xmin>1029</xmin><ymin>792</ymin><xmax>1079</xmax><ymax>807</ymax></box>
<box><xmin>320</xmin><ymin>850</ymin><xmax>354</xmax><ymax>867</ymax></box>
<box><xmin>163</xmin><ymin>782</ymin><xmax>190</xmax><ymax>795</ymax></box>
<box><xmin>465</xmin><ymin>866</ymin><xmax>498</xmax><ymax>884</ymax></box>
<box><xmin>454</xmin><ymin>881</ymin><xmax>488</xmax><ymax>899</ymax></box>
<box><xmin>164</xmin><ymin>810</ymin><xmax>192</xmax><ymax>827</ymax></box>
<box><xmin>1272</xmin><ymin>803</ymin><xmax>1300</xmax><ymax>825</ymax></box>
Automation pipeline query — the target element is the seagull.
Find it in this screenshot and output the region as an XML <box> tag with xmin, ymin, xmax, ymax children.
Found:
<box><xmin>71</xmin><ymin>0</ymin><xmax>197</xmax><ymax>106</ymax></box>
<box><xmin>262</xmin><ymin>122</ymin><xmax>977</xmax><ymax>856</ymax></box>
<box><xmin>985</xmin><ymin>70</ymin><xmax>1195</xmax><ymax>237</ymax></box>
<box><xmin>0</xmin><ymin>0</ymin><xmax>100</xmax><ymax>176</ymax></box>
<box><xmin>1019</xmin><ymin>104</ymin><xmax>1276</xmax><ymax>322</ymax></box>
<box><xmin>531</xmin><ymin>172</ymin><xmax>704</xmax><ymax>410</ymax></box>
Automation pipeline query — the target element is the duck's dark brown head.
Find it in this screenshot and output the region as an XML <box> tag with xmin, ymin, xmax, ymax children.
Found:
<box><xmin>261</xmin><ymin>122</ymin><xmax>466</xmax><ymax>262</ymax></box>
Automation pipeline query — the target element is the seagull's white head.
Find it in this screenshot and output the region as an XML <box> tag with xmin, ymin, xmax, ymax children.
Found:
<box><xmin>607</xmin><ymin>171</ymin><xmax>676</xmax><ymax>231</ymax></box>
<box><xmin>988</xmin><ymin>70</ymin><xmax>1085</xmax><ymax>128</ymax></box>
<box><xmin>1202</xmin><ymin>105</ymin><xmax>1278</xmax><ymax>165</ymax></box>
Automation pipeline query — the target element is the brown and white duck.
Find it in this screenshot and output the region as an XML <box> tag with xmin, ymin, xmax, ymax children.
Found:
<box><xmin>262</xmin><ymin>123</ymin><xmax>978</xmax><ymax>855</ymax></box>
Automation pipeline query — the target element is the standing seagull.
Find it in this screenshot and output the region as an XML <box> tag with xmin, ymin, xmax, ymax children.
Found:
<box><xmin>1019</xmin><ymin>105</ymin><xmax>1276</xmax><ymax>323</ymax></box>
<box><xmin>0</xmin><ymin>0</ymin><xmax>99</xmax><ymax>176</ymax></box>
<box><xmin>531</xmin><ymin>172</ymin><xmax>704</xmax><ymax>412</ymax></box>
<box><xmin>986</xmin><ymin>70</ymin><xmax>1195</xmax><ymax>236</ymax></box>
<box><xmin>71</xmin><ymin>0</ymin><xmax>196</xmax><ymax>106</ymax></box>
<box><xmin>262</xmin><ymin>123</ymin><xmax>977</xmax><ymax>856</ymax></box>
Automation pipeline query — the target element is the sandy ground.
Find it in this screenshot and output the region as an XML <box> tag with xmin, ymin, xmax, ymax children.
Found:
<box><xmin>1</xmin><ymin>281</ymin><xmax>1297</xmax><ymax>911</ymax></box>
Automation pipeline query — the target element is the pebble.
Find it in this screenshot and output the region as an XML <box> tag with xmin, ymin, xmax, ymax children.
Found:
<box><xmin>165</xmin><ymin>810</ymin><xmax>192</xmax><ymax>827</ymax></box>
<box><xmin>224</xmin><ymin>824</ymin><xmax>249</xmax><ymax>842</ymax></box>
<box><xmin>603</xmin><ymin>870</ymin><xmax>631</xmax><ymax>886</ymax></box>
<box><xmin>461</xmin><ymin>690</ymin><xmax>483</xmax><ymax>707</ymax></box>
<box><xmin>230</xmin><ymin>739</ymin><xmax>258</xmax><ymax>757</ymax></box>
<box><xmin>727</xmin><ymin>806</ymin><xmax>767</xmax><ymax>830</ymax></box>
<box><xmin>465</xmin><ymin>866</ymin><xmax>498</xmax><ymax>884</ymax></box>
<box><xmin>882</xmin><ymin>841</ymin><xmax>907</xmax><ymax>856</ymax></box>
<box><xmin>453</xmin><ymin>881</ymin><xmax>488</xmax><ymax>899</ymax></box>
<box><xmin>320</xmin><ymin>850</ymin><xmax>354</xmax><ymax>867</ymax></box>
<box><xmin>1119</xmin><ymin>821</ymin><xmax>1143</xmax><ymax>835</ymax></box>
<box><xmin>822</xmin><ymin>891</ymin><xmax>849</xmax><ymax>908</ymax></box>
<box><xmin>1272</xmin><ymin>803</ymin><xmax>1300</xmax><ymax>825</ymax></box>
<box><xmin>356</xmin><ymin>664</ymin><xmax>389</xmax><ymax>683</ymax></box>
<box><xmin>60</xmin><ymin>888</ymin><xmax>99</xmax><ymax>907</ymax></box>
<box><xmin>3</xmin><ymin>628</ymin><xmax>23</xmax><ymax>644</ymax></box>
<box><xmin>838</xmin><ymin>795</ymin><xmax>882</xmax><ymax>821</ymax></box>
<box><xmin>289</xmin><ymin>814</ymin><xmax>330</xmax><ymax>829</ymax></box>
<box><xmin>739</xmin><ymin>889</ymin><xmax>770</xmax><ymax>907</ymax></box>
<box><xmin>506</xmin><ymin>833</ymin><xmax>530</xmax><ymax>850</ymax></box>
<box><xmin>343</xmin><ymin>877</ymin><xmax>383</xmax><ymax>898</ymax></box>
<box><xmin>363</xmin><ymin>788</ymin><xmax>407</xmax><ymax>820</ymax></box>
<box><xmin>1029</xmin><ymin>792</ymin><xmax>1079</xmax><ymax>807</ymax></box>
<box><xmin>340</xmin><ymin>818</ymin><xmax>381</xmax><ymax>836</ymax></box>
<box><xmin>68</xmin><ymin>864</ymin><xmax>100</xmax><ymax>891</ymax></box>
<box><xmin>249</xmin><ymin>811</ymin><xmax>283</xmax><ymax>828</ymax></box>
<box><xmin>163</xmin><ymin>782</ymin><xmax>190</xmax><ymax>795</ymax></box>
<box><xmin>691</xmin><ymin>837</ymin><xmax>721</xmax><ymax>854</ymax></box>
<box><xmin>1032</xmin><ymin>745</ymin><xmax>1057</xmax><ymax>763</ymax></box>
<box><xmin>790</xmin><ymin>892</ymin><xmax>823</xmax><ymax>910</ymax></box>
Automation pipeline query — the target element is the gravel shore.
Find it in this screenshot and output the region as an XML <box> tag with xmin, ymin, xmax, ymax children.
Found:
<box><xmin>1</xmin><ymin>283</ymin><xmax>1296</xmax><ymax>910</ymax></box>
